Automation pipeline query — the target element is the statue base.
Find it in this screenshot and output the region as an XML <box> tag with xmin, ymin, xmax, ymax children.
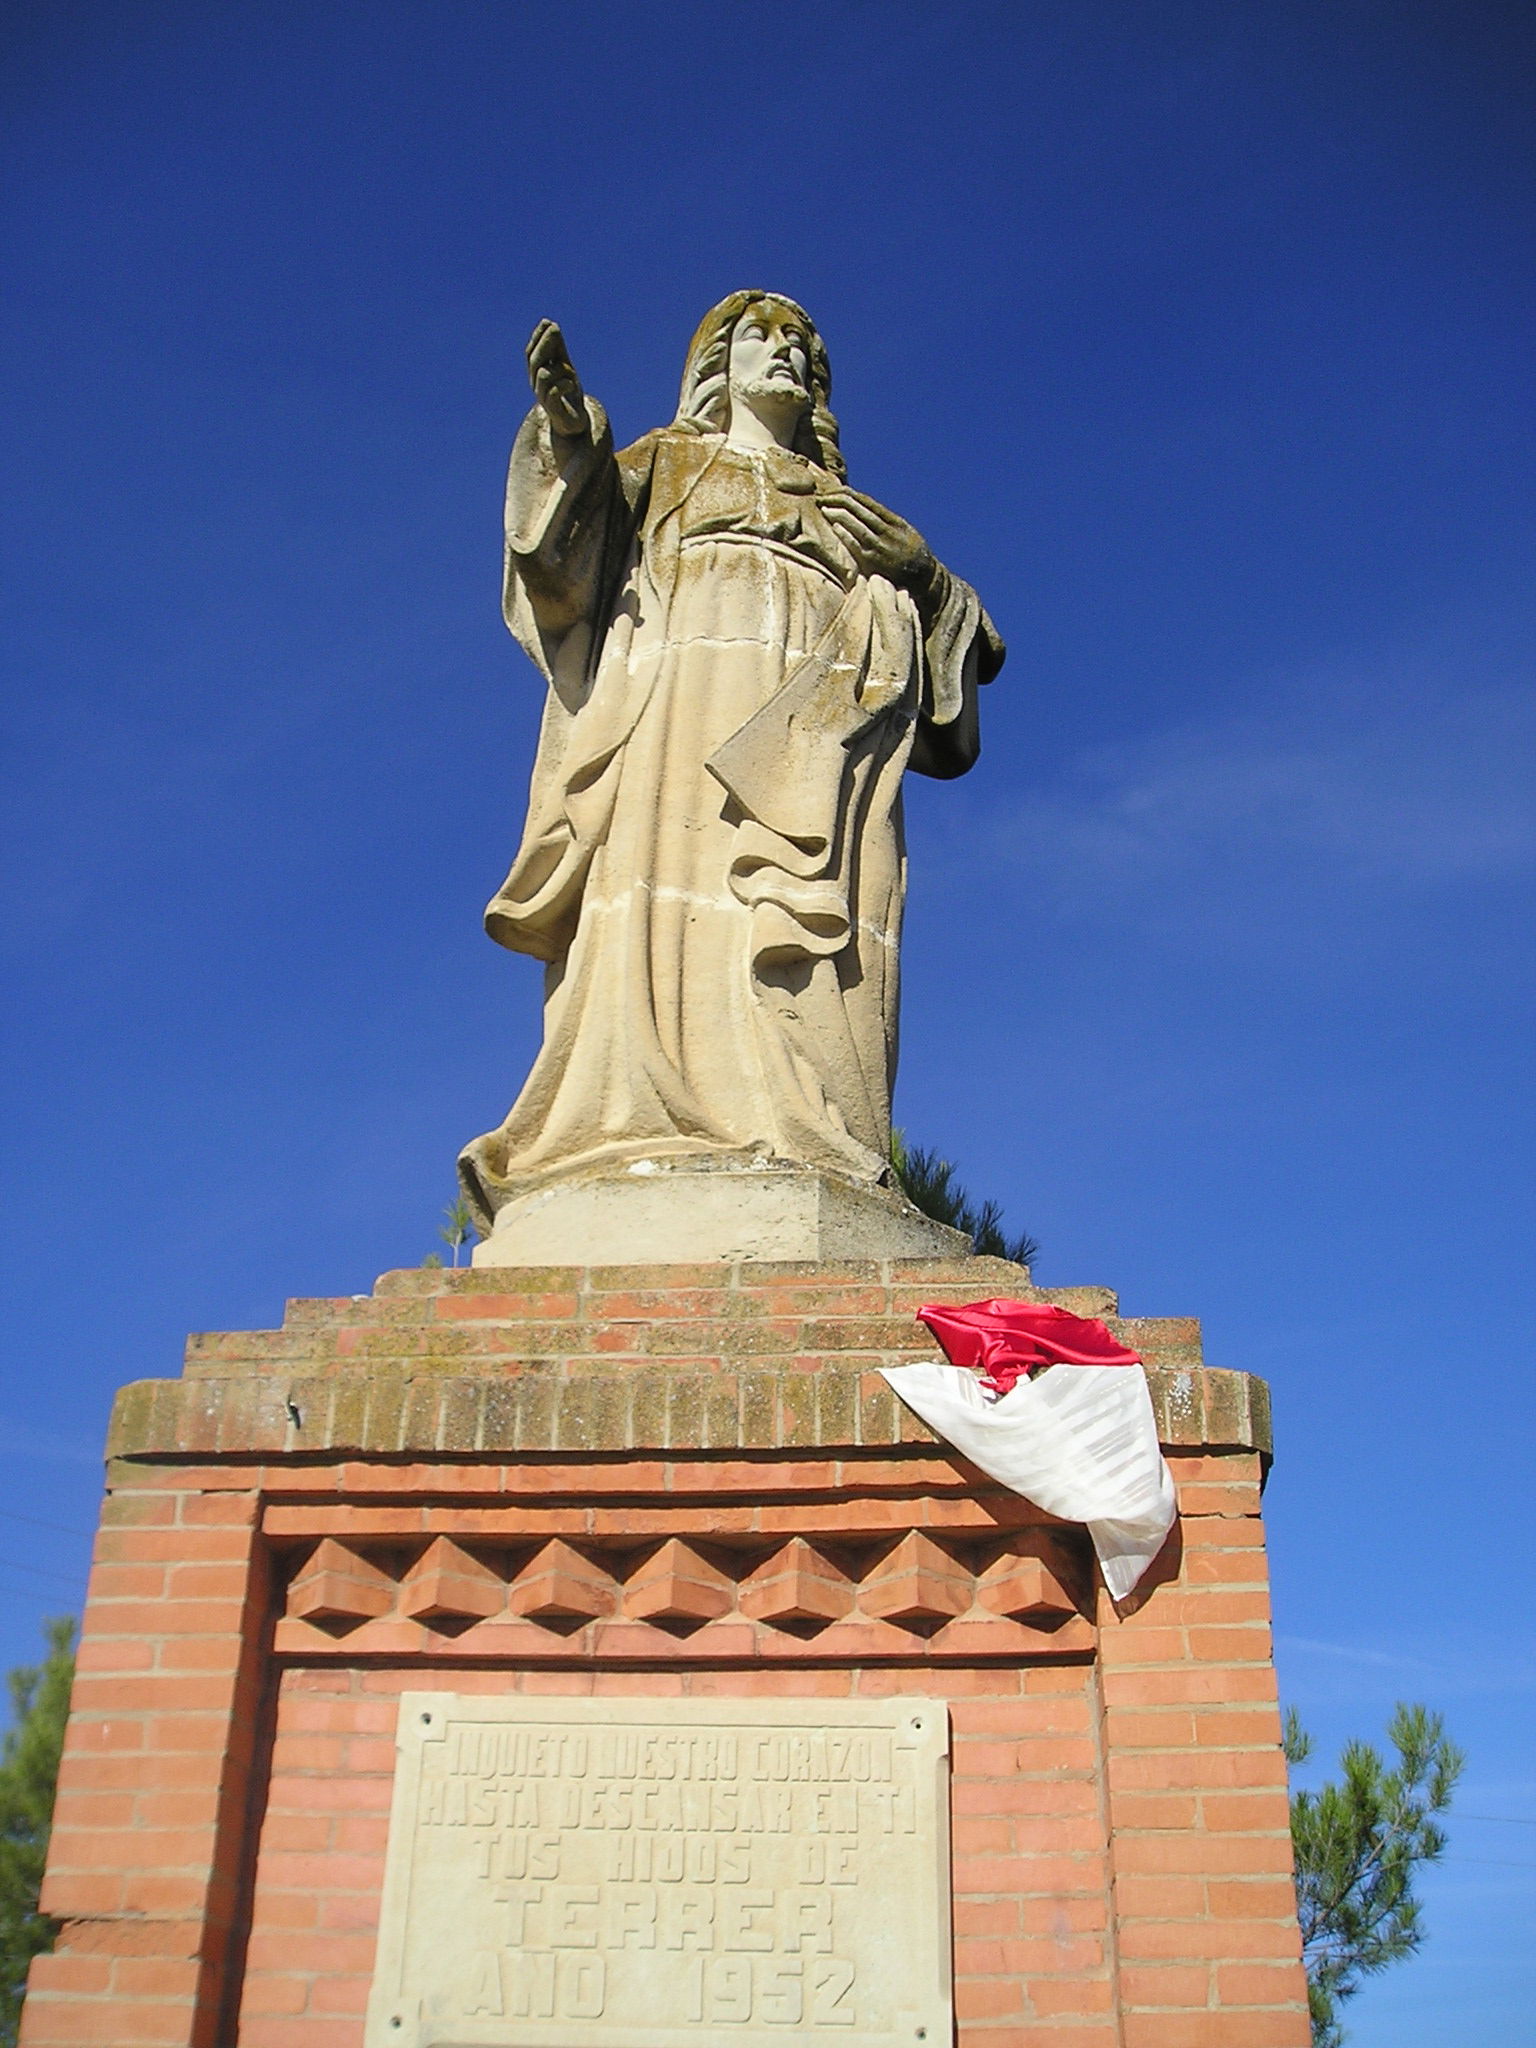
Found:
<box><xmin>471</xmin><ymin>1161</ymin><xmax>971</xmax><ymax>1266</ymax></box>
<box><xmin>27</xmin><ymin>1258</ymin><xmax>1310</xmax><ymax>2046</ymax></box>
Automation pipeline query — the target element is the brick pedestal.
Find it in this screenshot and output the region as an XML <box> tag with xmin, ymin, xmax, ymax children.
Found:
<box><xmin>24</xmin><ymin>1258</ymin><xmax>1310</xmax><ymax>2047</ymax></box>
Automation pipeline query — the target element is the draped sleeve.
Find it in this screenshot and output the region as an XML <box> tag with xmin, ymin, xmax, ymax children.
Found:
<box><xmin>485</xmin><ymin>409</ymin><xmax>660</xmax><ymax>960</ymax></box>
<box><xmin>501</xmin><ymin>398</ymin><xmax>656</xmax><ymax>707</ymax></box>
<box><xmin>908</xmin><ymin>562</ymin><xmax>1006</xmax><ymax>780</ymax></box>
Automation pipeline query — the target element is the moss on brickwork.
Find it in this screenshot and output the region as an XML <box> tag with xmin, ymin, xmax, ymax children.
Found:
<box><xmin>105</xmin><ymin>1261</ymin><xmax>1273</xmax><ymax>1465</ymax></box>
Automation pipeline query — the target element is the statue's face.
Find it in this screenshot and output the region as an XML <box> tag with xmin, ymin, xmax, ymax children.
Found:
<box><xmin>727</xmin><ymin>300</ymin><xmax>812</xmax><ymax>414</ymax></box>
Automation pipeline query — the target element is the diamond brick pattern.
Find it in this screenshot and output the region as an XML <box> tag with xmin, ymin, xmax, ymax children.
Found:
<box><xmin>860</xmin><ymin>1531</ymin><xmax>973</xmax><ymax>1627</ymax></box>
<box><xmin>738</xmin><ymin>1538</ymin><xmax>853</xmax><ymax>1629</ymax></box>
<box><xmin>287</xmin><ymin>1538</ymin><xmax>394</xmax><ymax>1628</ymax></box>
<box><xmin>976</xmin><ymin>1544</ymin><xmax>1079</xmax><ymax>1623</ymax></box>
<box><xmin>275</xmin><ymin>1523</ymin><xmax>1089</xmax><ymax>1647</ymax></box>
<box><xmin>399</xmin><ymin>1537</ymin><xmax>505</xmax><ymax>1625</ymax></box>
<box><xmin>507</xmin><ymin>1538</ymin><xmax>617</xmax><ymax>1625</ymax></box>
<box><xmin>622</xmin><ymin>1538</ymin><xmax>734</xmax><ymax>1626</ymax></box>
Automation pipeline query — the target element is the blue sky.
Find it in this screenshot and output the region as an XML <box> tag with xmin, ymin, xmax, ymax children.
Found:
<box><xmin>2</xmin><ymin>3</ymin><xmax>1532</xmax><ymax>2037</ymax></box>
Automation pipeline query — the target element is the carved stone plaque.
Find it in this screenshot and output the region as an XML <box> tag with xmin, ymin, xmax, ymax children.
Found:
<box><xmin>364</xmin><ymin>1694</ymin><xmax>952</xmax><ymax>2048</ymax></box>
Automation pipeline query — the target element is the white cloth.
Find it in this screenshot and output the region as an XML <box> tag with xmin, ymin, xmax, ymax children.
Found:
<box><xmin>880</xmin><ymin>1360</ymin><xmax>1177</xmax><ymax>1600</ymax></box>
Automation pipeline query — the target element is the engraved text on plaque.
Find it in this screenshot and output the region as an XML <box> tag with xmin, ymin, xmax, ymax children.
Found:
<box><xmin>364</xmin><ymin>1694</ymin><xmax>952</xmax><ymax>2048</ymax></box>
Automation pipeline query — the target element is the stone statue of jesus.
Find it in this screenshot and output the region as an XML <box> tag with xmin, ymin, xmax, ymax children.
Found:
<box><xmin>459</xmin><ymin>291</ymin><xmax>1004</xmax><ymax>1238</ymax></box>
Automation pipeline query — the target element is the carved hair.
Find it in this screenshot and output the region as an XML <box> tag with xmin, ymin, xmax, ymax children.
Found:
<box><xmin>673</xmin><ymin>290</ymin><xmax>846</xmax><ymax>479</ymax></box>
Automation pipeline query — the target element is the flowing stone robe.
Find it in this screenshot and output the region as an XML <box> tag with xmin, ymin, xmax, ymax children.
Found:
<box><xmin>458</xmin><ymin>398</ymin><xmax>1003</xmax><ymax>1231</ymax></box>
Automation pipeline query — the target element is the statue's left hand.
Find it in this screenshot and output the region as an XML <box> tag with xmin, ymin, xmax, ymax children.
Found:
<box><xmin>820</xmin><ymin>487</ymin><xmax>935</xmax><ymax>589</ymax></box>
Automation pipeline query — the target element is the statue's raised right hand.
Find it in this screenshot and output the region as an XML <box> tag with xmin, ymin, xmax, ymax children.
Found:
<box><xmin>526</xmin><ymin>319</ymin><xmax>588</xmax><ymax>440</ymax></box>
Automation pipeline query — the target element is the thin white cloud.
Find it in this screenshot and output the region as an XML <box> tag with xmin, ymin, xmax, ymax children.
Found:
<box><xmin>1277</xmin><ymin>1634</ymin><xmax>1436</xmax><ymax>1671</ymax></box>
<box><xmin>1277</xmin><ymin>1632</ymin><xmax>1536</xmax><ymax>1702</ymax></box>
<box><xmin>1011</xmin><ymin>682</ymin><xmax>1534</xmax><ymax>906</ymax></box>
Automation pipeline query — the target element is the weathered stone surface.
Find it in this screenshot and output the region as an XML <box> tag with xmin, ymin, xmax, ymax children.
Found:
<box><xmin>457</xmin><ymin>296</ymin><xmax>1003</xmax><ymax>1253</ymax></box>
<box><xmin>474</xmin><ymin>1162</ymin><xmax>969</xmax><ymax>1267</ymax></box>
<box><xmin>104</xmin><ymin>1264</ymin><xmax>1269</xmax><ymax>1470</ymax></box>
<box><xmin>364</xmin><ymin>1694</ymin><xmax>952</xmax><ymax>2048</ymax></box>
<box><xmin>108</xmin><ymin>1360</ymin><xmax>1271</xmax><ymax>1463</ymax></box>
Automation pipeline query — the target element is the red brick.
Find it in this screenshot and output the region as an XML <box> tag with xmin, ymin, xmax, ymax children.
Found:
<box><xmin>37</xmin><ymin>1289</ymin><xmax>1304</xmax><ymax>2047</ymax></box>
<box><xmin>1164</xmin><ymin>1589</ymin><xmax>1273</xmax><ymax>1627</ymax></box>
<box><xmin>23</xmin><ymin>1955</ymin><xmax>111</xmax><ymax>1995</ymax></box>
<box><xmin>1186</xmin><ymin>1625</ymin><xmax>1275</xmax><ymax>1663</ymax></box>
<box><xmin>1112</xmin><ymin>1833</ymin><xmax>1295</xmax><ymax>1877</ymax></box>
<box><xmin>164</xmin><ymin>1561</ymin><xmax>251</xmax><ymax>1599</ymax></box>
<box><xmin>256</xmin><ymin>1813</ymin><xmax>332</xmax><ymax>1853</ymax></box>
<box><xmin>956</xmin><ymin>1976</ymin><xmax>1026</xmax><ymax>2019</ymax></box>
<box><xmin>1193</xmin><ymin>1706</ymin><xmax>1281</xmax><ymax>1744</ymax></box>
<box><xmin>1113</xmin><ymin>1874</ymin><xmax>1207</xmax><ymax>1919</ymax></box>
<box><xmin>99</xmin><ymin>1492</ymin><xmax>180</xmax><ymax>1526</ymax></box>
<box><xmin>1202</xmin><ymin>1791</ymin><xmax>1293</xmax><ymax>1831</ymax></box>
<box><xmin>72</xmin><ymin>1673</ymin><xmax>239</xmax><ymax>1714</ymax></box>
<box><xmin>1019</xmin><ymin>1895</ymin><xmax>1109</xmax><ymax>1935</ymax></box>
<box><xmin>1100</xmin><ymin>1626</ymin><xmax>1187</xmax><ymax>1665</ymax></box>
<box><xmin>1167</xmin><ymin>1513</ymin><xmax>1268</xmax><ymax>1548</ymax></box>
<box><xmin>36</xmin><ymin>1873</ymin><xmax>124</xmax><ymax>1917</ymax></box>
<box><xmin>73</xmin><ymin>1636</ymin><xmax>156</xmax><ymax>1675</ymax></box>
<box><xmin>1119</xmin><ymin>1960</ymin><xmax>1211</xmax><ymax>2006</ymax></box>
<box><xmin>1124</xmin><ymin>2014</ymin><xmax>1308</xmax><ymax>2047</ymax></box>
<box><xmin>107</xmin><ymin>1956</ymin><xmax>201</xmax><ymax>1999</ymax></box>
<box><xmin>1119</xmin><ymin>1919</ymin><xmax>1303</xmax><ymax>1962</ymax></box>
<box><xmin>953</xmin><ymin>1769</ymin><xmax>1100</xmax><ymax>1815</ymax></box>
<box><xmin>49</xmin><ymin>1791</ymin><xmax>136</xmax><ymax>1831</ymax></box>
<box><xmin>316</xmin><ymin>1890</ymin><xmax>383</xmax><ymax>1932</ymax></box>
<box><xmin>1107</xmin><ymin>1791</ymin><xmax>1200</xmax><ymax>1830</ymax></box>
<box><xmin>1110</xmin><ymin>1748</ymin><xmax>1287</xmax><ymax>1792</ymax></box>
<box><xmin>434</xmin><ymin>1290</ymin><xmax>579</xmax><ymax>1319</ymax></box>
<box><xmin>955</xmin><ymin>1853</ymin><xmax>1105</xmax><ymax>1895</ymax></box>
<box><xmin>1183</xmin><ymin>1545</ymin><xmax>1270</xmax><ymax>1582</ymax></box>
<box><xmin>155</xmin><ymin>1635</ymin><xmax>246</xmax><ymax>1674</ymax></box>
<box><xmin>270</xmin><ymin>1733</ymin><xmax>346</xmax><ymax>1773</ymax></box>
<box><xmin>143</xmin><ymin>1711</ymin><xmax>251</xmax><ymax>1753</ymax></box>
<box><xmin>953</xmin><ymin>1897</ymin><xmax>1022</xmax><ymax>1937</ymax></box>
<box><xmin>1176</xmin><ymin>1482</ymin><xmax>1261</xmax><ymax>1515</ymax></box>
<box><xmin>1216</xmin><ymin>1960</ymin><xmax>1309</xmax><ymax>2005</ymax></box>
<box><xmin>85</xmin><ymin>1562</ymin><xmax>168</xmax><ymax>1599</ymax></box>
<box><xmin>232</xmin><ymin>2020</ymin><xmax>352</xmax><ymax>2048</ymax></box>
<box><xmin>245</xmin><ymin>1889</ymin><xmax>319</xmax><ymax>1931</ymax></box>
<box><xmin>959</xmin><ymin>2031</ymin><xmax>1118</xmax><ymax>2048</ymax></box>
<box><xmin>1104</xmin><ymin>1706</ymin><xmax>1196</xmax><ymax>1747</ymax></box>
<box><xmin>235</xmin><ymin>1971</ymin><xmax>309</xmax><ymax>2016</ymax></box>
<box><xmin>1207</xmin><ymin>1877</ymin><xmax>1303</xmax><ymax>1919</ymax></box>
<box><xmin>94</xmin><ymin>1526</ymin><xmax>247</xmax><ymax>1565</ymax></box>
<box><xmin>1028</xmin><ymin>1974</ymin><xmax>1115</xmax><ymax>2015</ymax></box>
<box><xmin>954</xmin><ymin>1698</ymin><xmax>1089</xmax><ymax>1737</ymax></box>
<box><xmin>1104</xmin><ymin>1664</ymin><xmax>1278</xmax><ymax>1707</ymax></box>
<box><xmin>308</xmin><ymin>1972</ymin><xmax>371</xmax><ymax>2014</ymax></box>
<box><xmin>247</xmin><ymin>1930</ymin><xmax>378</xmax><ymax>1977</ymax></box>
<box><xmin>953</xmin><ymin>1817</ymin><xmax>1016</xmax><ymax>1854</ymax></box>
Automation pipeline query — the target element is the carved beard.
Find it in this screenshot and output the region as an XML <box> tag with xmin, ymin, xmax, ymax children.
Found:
<box><xmin>733</xmin><ymin>368</ymin><xmax>810</xmax><ymax>408</ymax></box>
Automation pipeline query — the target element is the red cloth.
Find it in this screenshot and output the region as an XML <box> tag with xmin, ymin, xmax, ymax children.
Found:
<box><xmin>915</xmin><ymin>1298</ymin><xmax>1143</xmax><ymax>1395</ymax></box>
